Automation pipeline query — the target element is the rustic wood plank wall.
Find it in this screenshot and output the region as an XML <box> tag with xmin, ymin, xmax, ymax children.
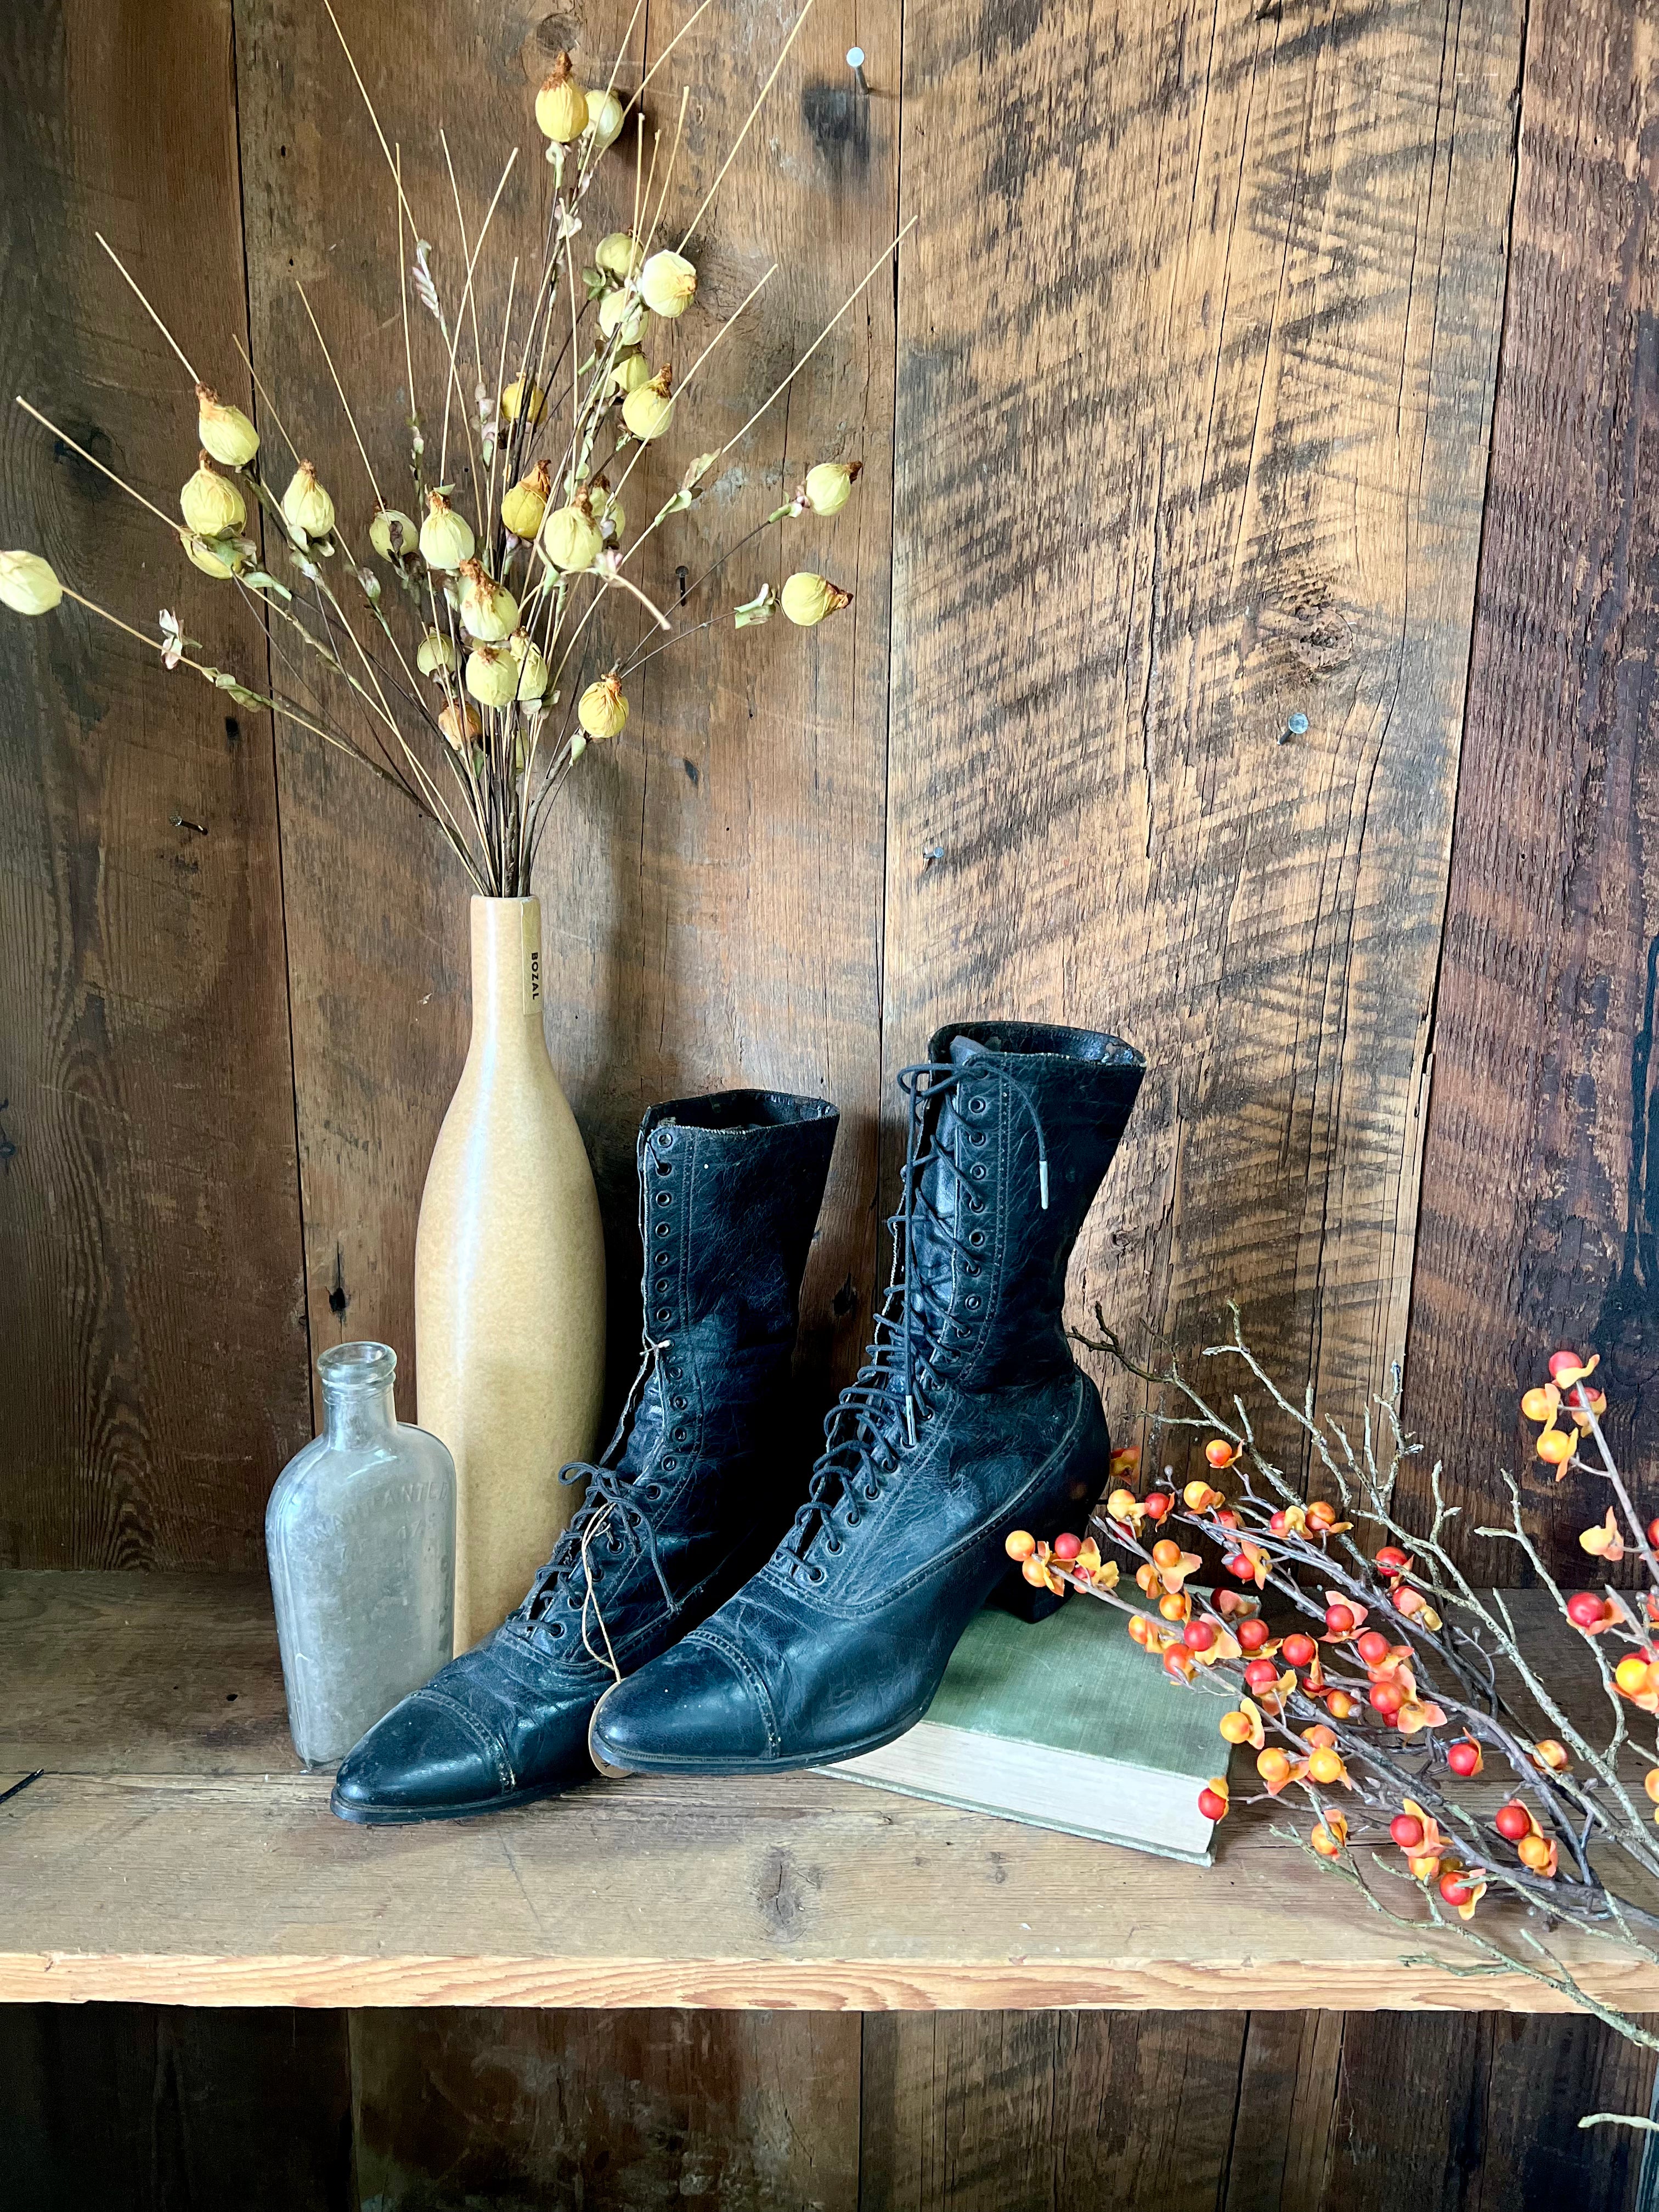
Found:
<box><xmin>5</xmin><ymin>0</ymin><xmax>1659</xmax><ymax>2205</ymax></box>
<box><xmin>5</xmin><ymin>2001</ymin><xmax>1654</xmax><ymax>2209</ymax></box>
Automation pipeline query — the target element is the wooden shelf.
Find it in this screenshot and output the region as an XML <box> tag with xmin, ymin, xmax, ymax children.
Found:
<box><xmin>2</xmin><ymin>1570</ymin><xmax>1651</xmax><ymax>2013</ymax></box>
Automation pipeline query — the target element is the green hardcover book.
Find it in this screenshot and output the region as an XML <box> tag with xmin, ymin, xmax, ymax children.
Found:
<box><xmin>828</xmin><ymin>1597</ymin><xmax>1226</xmax><ymax>1864</ymax></box>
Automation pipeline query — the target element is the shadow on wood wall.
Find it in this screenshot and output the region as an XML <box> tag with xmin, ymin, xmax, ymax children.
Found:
<box><xmin>3</xmin><ymin>0</ymin><xmax>1659</xmax><ymax>2207</ymax></box>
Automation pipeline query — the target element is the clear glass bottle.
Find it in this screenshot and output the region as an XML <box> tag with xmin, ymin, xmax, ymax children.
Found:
<box><xmin>266</xmin><ymin>1341</ymin><xmax>456</xmax><ymax>1768</ymax></box>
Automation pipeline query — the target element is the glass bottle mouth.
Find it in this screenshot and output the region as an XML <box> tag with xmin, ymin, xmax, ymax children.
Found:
<box><xmin>317</xmin><ymin>1341</ymin><xmax>396</xmax><ymax>1392</ymax></box>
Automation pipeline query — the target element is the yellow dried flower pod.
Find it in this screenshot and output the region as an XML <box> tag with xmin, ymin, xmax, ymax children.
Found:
<box><xmin>0</xmin><ymin>548</ymin><xmax>63</xmax><ymax>615</ymax></box>
<box><xmin>281</xmin><ymin>460</ymin><xmax>335</xmax><ymax>540</ymax></box>
<box><xmin>500</xmin><ymin>459</ymin><xmax>551</xmax><ymax>542</ymax></box>
<box><xmin>597</xmin><ymin>288</ymin><xmax>646</xmax><ymax>346</ymax></box>
<box><xmin>457</xmin><ymin>558</ymin><xmax>519</xmax><ymax>641</ymax></box>
<box><xmin>595</xmin><ymin>231</ymin><xmax>643</xmax><ymax>280</ymax></box>
<box><xmin>804</xmin><ymin>460</ymin><xmax>862</xmax><ymax>517</ymax></box>
<box><xmin>640</xmin><ymin>249</ymin><xmax>697</xmax><ymax>319</ymax></box>
<box><xmin>465</xmin><ymin>642</ymin><xmax>518</xmax><ymax>709</ymax></box>
<box><xmin>782</xmin><ymin>571</ymin><xmax>851</xmax><ymax>626</ymax></box>
<box><xmin>539</xmin><ymin>498</ymin><xmax>603</xmax><ymax>573</ymax></box>
<box><xmin>195</xmin><ymin>383</ymin><xmax>259</xmax><ymax>467</ymax></box>
<box><xmin>415</xmin><ymin>627</ymin><xmax>456</xmax><ymax>678</ymax></box>
<box><xmin>586</xmin><ymin>84</ymin><xmax>625</xmax><ymax>151</ymax></box>
<box><xmin>369</xmin><ymin>507</ymin><xmax>417</xmax><ymax>561</ymax></box>
<box><xmin>179</xmin><ymin>529</ymin><xmax>245</xmax><ymax>580</ymax></box>
<box><xmin>438</xmin><ymin>699</ymin><xmax>482</xmax><ymax>748</ymax></box>
<box><xmin>621</xmin><ymin>369</ymin><xmax>674</xmax><ymax>442</ymax></box>
<box><xmin>419</xmin><ymin>492</ymin><xmax>475</xmax><ymax>571</ymax></box>
<box><xmin>535</xmin><ymin>53</ymin><xmax>589</xmax><ymax>144</ymax></box>
<box><xmin>611</xmin><ymin>348</ymin><xmax>650</xmax><ymax>396</ymax></box>
<box><xmin>501</xmin><ymin>375</ymin><xmax>548</xmax><ymax>427</ymax></box>
<box><xmin>180</xmin><ymin>453</ymin><xmax>246</xmax><ymax>538</ymax></box>
<box><xmin>578</xmin><ymin>672</ymin><xmax>628</xmax><ymax>740</ymax></box>
<box><xmin>507</xmin><ymin>627</ymin><xmax>550</xmax><ymax>702</ymax></box>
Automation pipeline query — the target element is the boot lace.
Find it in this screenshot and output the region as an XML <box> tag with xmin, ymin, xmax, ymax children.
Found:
<box><xmin>517</xmin><ymin>1152</ymin><xmax>681</xmax><ymax>1677</ymax></box>
<box><xmin>780</xmin><ymin>1055</ymin><xmax>1048</xmax><ymax>1581</ymax></box>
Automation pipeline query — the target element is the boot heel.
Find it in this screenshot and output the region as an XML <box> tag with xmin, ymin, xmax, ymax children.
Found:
<box><xmin>985</xmin><ymin>1558</ymin><xmax>1068</xmax><ymax>1623</ymax></box>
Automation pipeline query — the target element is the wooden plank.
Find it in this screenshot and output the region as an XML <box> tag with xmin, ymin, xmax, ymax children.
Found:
<box><xmin>1223</xmin><ymin>2010</ymin><xmax>1345</xmax><ymax>2212</ymax></box>
<box><xmin>230</xmin><ymin>0</ymin><xmax>897</xmax><ymax>1408</ymax></box>
<box><xmin>0</xmin><ymin>2002</ymin><xmax>353</xmax><ymax>2210</ymax></box>
<box><xmin>0</xmin><ymin>1570</ymin><xmax>290</xmax><ymax>1774</ymax></box>
<box><xmin>1403</xmin><ymin>0</ymin><xmax>1659</xmax><ymax>1579</ymax></box>
<box><xmin>885</xmin><ymin>0</ymin><xmax>1523</xmax><ymax>1477</ymax></box>
<box><xmin>1472</xmin><ymin>2010</ymin><xmax>1655</xmax><ymax>2212</ymax></box>
<box><xmin>351</xmin><ymin>2007</ymin><xmax>861</xmax><ymax>2210</ymax></box>
<box><xmin>858</xmin><ymin>2011</ymin><xmax>1251</xmax><ymax>2209</ymax></box>
<box><xmin>5</xmin><ymin>1570</ymin><xmax>1658</xmax><ymax>2015</ymax></box>
<box><xmin>0</xmin><ymin>1</ymin><xmax>310</xmax><ymax>1568</ymax></box>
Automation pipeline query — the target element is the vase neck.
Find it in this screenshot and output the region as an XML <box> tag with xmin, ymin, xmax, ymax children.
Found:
<box><xmin>467</xmin><ymin>896</ymin><xmax>548</xmax><ymax>1061</ymax></box>
<box><xmin>318</xmin><ymin>1342</ymin><xmax>398</xmax><ymax>1446</ymax></box>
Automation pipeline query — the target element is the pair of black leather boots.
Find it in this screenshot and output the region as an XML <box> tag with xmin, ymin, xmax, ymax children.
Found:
<box><xmin>331</xmin><ymin>1020</ymin><xmax>1144</xmax><ymax>1823</ymax></box>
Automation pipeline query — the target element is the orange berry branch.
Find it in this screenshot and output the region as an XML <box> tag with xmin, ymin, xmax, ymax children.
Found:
<box><xmin>1004</xmin><ymin>1307</ymin><xmax>1659</xmax><ymax>2135</ymax></box>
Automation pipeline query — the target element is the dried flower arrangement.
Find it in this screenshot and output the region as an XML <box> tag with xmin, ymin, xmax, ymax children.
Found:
<box><xmin>0</xmin><ymin>0</ymin><xmax>898</xmax><ymax>897</ymax></box>
<box><xmin>1009</xmin><ymin>1311</ymin><xmax>1659</xmax><ymax>2137</ymax></box>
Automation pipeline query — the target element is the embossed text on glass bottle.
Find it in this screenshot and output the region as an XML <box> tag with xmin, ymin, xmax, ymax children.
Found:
<box><xmin>266</xmin><ymin>1342</ymin><xmax>456</xmax><ymax>1767</ymax></box>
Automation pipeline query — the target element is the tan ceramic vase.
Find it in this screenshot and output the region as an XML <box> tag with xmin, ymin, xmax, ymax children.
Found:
<box><xmin>415</xmin><ymin>896</ymin><xmax>606</xmax><ymax>1650</ymax></box>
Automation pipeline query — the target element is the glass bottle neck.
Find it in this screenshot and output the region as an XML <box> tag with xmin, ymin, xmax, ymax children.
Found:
<box><xmin>323</xmin><ymin>1379</ymin><xmax>397</xmax><ymax>1447</ymax></box>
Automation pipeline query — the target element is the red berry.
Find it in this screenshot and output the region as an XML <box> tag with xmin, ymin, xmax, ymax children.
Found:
<box><xmin>1390</xmin><ymin>1813</ymin><xmax>1424</xmax><ymax>1849</ymax></box>
<box><xmin>1163</xmin><ymin>1647</ymin><xmax>1190</xmax><ymax>1679</ymax></box>
<box><xmin>1204</xmin><ymin>1440</ymin><xmax>1236</xmax><ymax>1469</ymax></box>
<box><xmin>1244</xmin><ymin>1657</ymin><xmax>1279</xmax><ymax>1691</ymax></box>
<box><xmin>1237</xmin><ymin>1618</ymin><xmax>1271</xmax><ymax>1652</ymax></box>
<box><xmin>1324</xmin><ymin>1603</ymin><xmax>1355</xmax><ymax>1635</ymax></box>
<box><xmin>1648</xmin><ymin>1518</ymin><xmax>1659</xmax><ymax>1551</ymax></box>
<box><xmin>1439</xmin><ymin>1871</ymin><xmax>1475</xmax><ymax>1907</ymax></box>
<box><xmin>1374</xmin><ymin>1546</ymin><xmax>1408</xmax><ymax>1576</ymax></box>
<box><xmin>1356</xmin><ymin>1630</ymin><xmax>1391</xmax><ymax>1666</ymax></box>
<box><xmin>1197</xmin><ymin>1786</ymin><xmax>1228</xmax><ymax>1821</ymax></box>
<box><xmin>1369</xmin><ymin>1680</ymin><xmax>1405</xmax><ymax>1717</ymax></box>
<box><xmin>1281</xmin><ymin>1633</ymin><xmax>1317</xmax><ymax>1668</ymax></box>
<box><xmin>1548</xmin><ymin>1348</ymin><xmax>1584</xmax><ymax>1380</ymax></box>
<box><xmin>1269</xmin><ymin>1509</ymin><xmax>1289</xmax><ymax>1535</ymax></box>
<box><xmin>1566</xmin><ymin>1591</ymin><xmax>1607</xmax><ymax>1629</ymax></box>
<box><xmin>1224</xmin><ymin>1552</ymin><xmax>1256</xmax><ymax>1581</ymax></box>
<box><xmin>1494</xmin><ymin>1802</ymin><xmax>1531</xmax><ymax>1843</ymax></box>
<box><xmin>1183</xmin><ymin>1619</ymin><xmax>1216</xmax><ymax>1652</ymax></box>
<box><xmin>1051</xmin><ymin>1531</ymin><xmax>1082</xmax><ymax>1561</ymax></box>
<box><xmin>1143</xmin><ymin>1491</ymin><xmax>1173</xmax><ymax>1522</ymax></box>
<box><xmin>1447</xmin><ymin>1739</ymin><xmax>1481</xmax><ymax>1778</ymax></box>
<box><xmin>1213</xmin><ymin>1508</ymin><xmax>1239</xmax><ymax>1531</ymax></box>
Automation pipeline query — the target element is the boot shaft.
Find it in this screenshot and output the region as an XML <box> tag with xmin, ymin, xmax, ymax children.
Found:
<box><xmin>912</xmin><ymin>1022</ymin><xmax>1144</xmax><ymax>1389</ymax></box>
<box><xmin>623</xmin><ymin>1088</ymin><xmax>839</xmax><ymax>1479</ymax></box>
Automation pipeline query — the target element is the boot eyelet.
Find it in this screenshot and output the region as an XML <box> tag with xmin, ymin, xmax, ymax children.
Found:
<box><xmin>844</xmin><ymin>1509</ymin><xmax>860</xmax><ymax>1526</ymax></box>
<box><xmin>654</xmin><ymin>1156</ymin><xmax>674</xmax><ymax>1176</ymax></box>
<box><xmin>969</xmin><ymin>1197</ymin><xmax>985</xmax><ymax>1213</ymax></box>
<box><xmin>548</xmin><ymin>1621</ymin><xmax>566</xmax><ymax>1638</ymax></box>
<box><xmin>969</xmin><ymin>1164</ymin><xmax>987</xmax><ymax>1181</ymax></box>
<box><xmin>654</xmin><ymin>1221</ymin><xmax>670</xmax><ymax>1236</ymax></box>
<box><xmin>968</xmin><ymin>1097</ymin><xmax>988</xmax><ymax>1114</ymax></box>
<box><xmin>969</xmin><ymin>1129</ymin><xmax>987</xmax><ymax>1147</ymax></box>
<box><xmin>654</xmin><ymin>1306</ymin><xmax>672</xmax><ymax>1321</ymax></box>
<box><xmin>670</xmin><ymin>1394</ymin><xmax>687</xmax><ymax>1409</ymax></box>
<box><xmin>966</xmin><ymin>1295</ymin><xmax>982</xmax><ymax>1310</ymax></box>
<box><xmin>968</xmin><ymin>1229</ymin><xmax>985</xmax><ymax>1246</ymax></box>
<box><xmin>808</xmin><ymin>1565</ymin><xmax>827</xmax><ymax>1584</ymax></box>
<box><xmin>672</xmin><ymin>1426</ymin><xmax>689</xmax><ymax>1442</ymax></box>
<box><xmin>654</xmin><ymin>1189</ymin><xmax>672</xmax><ymax>1205</ymax></box>
<box><xmin>825</xmin><ymin>1536</ymin><xmax>843</xmax><ymax>1554</ymax></box>
<box><xmin>661</xmin><ymin>1455</ymin><xmax>679</xmax><ymax>1471</ymax></box>
<box><xmin>862</xmin><ymin>1482</ymin><xmax>880</xmax><ymax>1501</ymax></box>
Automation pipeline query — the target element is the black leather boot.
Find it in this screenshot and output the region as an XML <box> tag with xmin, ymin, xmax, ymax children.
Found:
<box><xmin>588</xmin><ymin>1022</ymin><xmax>1144</xmax><ymax>1775</ymax></box>
<box><xmin>330</xmin><ymin>1088</ymin><xmax>838</xmax><ymax>1822</ymax></box>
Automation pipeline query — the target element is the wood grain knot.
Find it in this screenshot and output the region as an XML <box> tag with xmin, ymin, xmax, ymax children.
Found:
<box><xmin>1252</xmin><ymin>574</ymin><xmax>1357</xmax><ymax>678</ymax></box>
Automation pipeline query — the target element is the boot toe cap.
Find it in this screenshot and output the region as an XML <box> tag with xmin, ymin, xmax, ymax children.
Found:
<box><xmin>331</xmin><ymin>1689</ymin><xmax>510</xmax><ymax>1822</ymax></box>
<box><xmin>590</xmin><ymin>1635</ymin><xmax>772</xmax><ymax>1771</ymax></box>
